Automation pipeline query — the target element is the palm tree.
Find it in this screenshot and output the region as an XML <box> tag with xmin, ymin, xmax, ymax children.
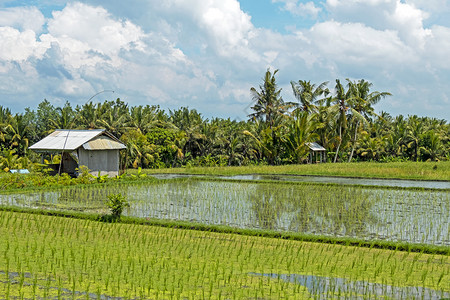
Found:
<box><xmin>291</xmin><ymin>80</ymin><xmax>329</xmax><ymax>114</ymax></box>
<box><xmin>357</xmin><ymin>134</ymin><xmax>385</xmax><ymax>161</ymax></box>
<box><xmin>169</xmin><ymin>107</ymin><xmax>206</xmax><ymax>159</ymax></box>
<box><xmin>48</xmin><ymin>102</ymin><xmax>75</xmax><ymax>132</ymax></box>
<box><xmin>0</xmin><ymin>106</ymin><xmax>12</xmax><ymax>148</ymax></box>
<box><xmin>74</xmin><ymin>102</ymin><xmax>99</xmax><ymax>129</ymax></box>
<box><xmin>126</xmin><ymin>105</ymin><xmax>162</xmax><ymax>135</ymax></box>
<box><xmin>248</xmin><ymin>69</ymin><xmax>291</xmax><ymax>164</ymax></box>
<box><xmin>329</xmin><ymin>79</ymin><xmax>352</xmax><ymax>163</ymax></box>
<box><xmin>4</xmin><ymin>113</ymin><xmax>32</xmax><ymax>156</ymax></box>
<box><xmin>121</xmin><ymin>129</ymin><xmax>156</xmax><ymax>168</ymax></box>
<box><xmin>282</xmin><ymin>110</ymin><xmax>321</xmax><ymax>163</ymax></box>
<box><xmin>419</xmin><ymin>130</ymin><xmax>444</xmax><ymax>161</ymax></box>
<box><xmin>347</xmin><ymin>79</ymin><xmax>391</xmax><ymax>162</ymax></box>
<box><xmin>406</xmin><ymin>115</ymin><xmax>424</xmax><ymax>161</ymax></box>
<box><xmin>96</xmin><ymin>99</ymin><xmax>129</xmax><ymax>137</ymax></box>
<box><xmin>249</xmin><ymin>69</ymin><xmax>289</xmax><ymax>127</ymax></box>
<box><xmin>314</xmin><ymin>97</ymin><xmax>335</xmax><ymax>155</ymax></box>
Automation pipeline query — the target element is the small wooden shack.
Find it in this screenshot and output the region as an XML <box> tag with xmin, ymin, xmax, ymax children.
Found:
<box><xmin>29</xmin><ymin>129</ymin><xmax>126</xmax><ymax>177</ymax></box>
<box><xmin>306</xmin><ymin>142</ymin><xmax>326</xmax><ymax>163</ymax></box>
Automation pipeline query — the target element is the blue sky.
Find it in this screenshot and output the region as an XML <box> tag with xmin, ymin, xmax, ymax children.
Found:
<box><xmin>0</xmin><ymin>0</ymin><xmax>449</xmax><ymax>121</ymax></box>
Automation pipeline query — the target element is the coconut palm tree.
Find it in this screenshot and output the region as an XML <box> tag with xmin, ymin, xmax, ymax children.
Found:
<box><xmin>96</xmin><ymin>99</ymin><xmax>129</xmax><ymax>137</ymax></box>
<box><xmin>282</xmin><ymin>110</ymin><xmax>321</xmax><ymax>163</ymax></box>
<box><xmin>169</xmin><ymin>107</ymin><xmax>206</xmax><ymax>159</ymax></box>
<box><xmin>249</xmin><ymin>69</ymin><xmax>290</xmax><ymax>127</ymax></box>
<box><xmin>4</xmin><ymin>113</ymin><xmax>32</xmax><ymax>156</ymax></box>
<box><xmin>405</xmin><ymin>115</ymin><xmax>425</xmax><ymax>161</ymax></box>
<box><xmin>248</xmin><ymin>69</ymin><xmax>291</xmax><ymax>164</ymax></box>
<box><xmin>0</xmin><ymin>106</ymin><xmax>11</xmax><ymax>148</ymax></box>
<box><xmin>346</xmin><ymin>79</ymin><xmax>391</xmax><ymax>162</ymax></box>
<box><xmin>329</xmin><ymin>79</ymin><xmax>352</xmax><ymax>163</ymax></box>
<box><xmin>48</xmin><ymin>102</ymin><xmax>75</xmax><ymax>132</ymax></box>
<box><xmin>126</xmin><ymin>105</ymin><xmax>162</xmax><ymax>135</ymax></box>
<box><xmin>291</xmin><ymin>80</ymin><xmax>329</xmax><ymax>114</ymax></box>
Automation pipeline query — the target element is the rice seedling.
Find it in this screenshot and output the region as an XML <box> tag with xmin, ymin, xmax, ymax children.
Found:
<box><xmin>1</xmin><ymin>178</ymin><xmax>447</xmax><ymax>246</ymax></box>
<box><xmin>0</xmin><ymin>210</ymin><xmax>448</xmax><ymax>298</ymax></box>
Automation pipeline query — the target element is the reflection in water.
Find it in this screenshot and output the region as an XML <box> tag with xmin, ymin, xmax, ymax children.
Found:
<box><xmin>0</xmin><ymin>180</ymin><xmax>448</xmax><ymax>245</ymax></box>
<box><xmin>250</xmin><ymin>273</ymin><xmax>450</xmax><ymax>299</ymax></box>
<box><xmin>152</xmin><ymin>173</ymin><xmax>450</xmax><ymax>189</ymax></box>
<box><xmin>250</xmin><ymin>185</ymin><xmax>284</xmax><ymax>230</ymax></box>
<box><xmin>249</xmin><ymin>184</ymin><xmax>377</xmax><ymax>237</ymax></box>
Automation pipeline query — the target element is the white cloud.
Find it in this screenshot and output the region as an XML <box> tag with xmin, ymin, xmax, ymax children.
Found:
<box><xmin>308</xmin><ymin>21</ymin><xmax>416</xmax><ymax>66</ymax></box>
<box><xmin>325</xmin><ymin>0</ymin><xmax>431</xmax><ymax>48</ymax></box>
<box><xmin>408</xmin><ymin>0</ymin><xmax>450</xmax><ymax>14</ymax></box>
<box><xmin>273</xmin><ymin>0</ymin><xmax>322</xmax><ymax>18</ymax></box>
<box><xmin>424</xmin><ymin>25</ymin><xmax>450</xmax><ymax>69</ymax></box>
<box><xmin>158</xmin><ymin>0</ymin><xmax>258</xmax><ymax>61</ymax></box>
<box><xmin>45</xmin><ymin>2</ymin><xmax>146</xmax><ymax>68</ymax></box>
<box><xmin>391</xmin><ymin>1</ymin><xmax>431</xmax><ymax>48</ymax></box>
<box><xmin>0</xmin><ymin>0</ymin><xmax>449</xmax><ymax>119</ymax></box>
<box><xmin>0</xmin><ymin>27</ymin><xmax>47</xmax><ymax>61</ymax></box>
<box><xmin>0</xmin><ymin>6</ymin><xmax>45</xmax><ymax>32</ymax></box>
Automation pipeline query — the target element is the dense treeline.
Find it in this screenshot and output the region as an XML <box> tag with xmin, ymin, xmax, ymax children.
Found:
<box><xmin>0</xmin><ymin>69</ymin><xmax>449</xmax><ymax>171</ymax></box>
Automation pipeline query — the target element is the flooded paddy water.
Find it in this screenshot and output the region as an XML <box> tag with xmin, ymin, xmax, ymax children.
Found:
<box><xmin>1</xmin><ymin>178</ymin><xmax>448</xmax><ymax>246</ymax></box>
<box><xmin>250</xmin><ymin>272</ymin><xmax>450</xmax><ymax>299</ymax></box>
<box><xmin>153</xmin><ymin>173</ymin><xmax>450</xmax><ymax>189</ymax></box>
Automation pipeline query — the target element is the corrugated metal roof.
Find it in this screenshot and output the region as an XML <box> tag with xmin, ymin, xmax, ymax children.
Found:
<box><xmin>307</xmin><ymin>142</ymin><xmax>326</xmax><ymax>151</ymax></box>
<box><xmin>83</xmin><ymin>135</ymin><xmax>126</xmax><ymax>150</ymax></box>
<box><xmin>29</xmin><ymin>129</ymin><xmax>125</xmax><ymax>152</ymax></box>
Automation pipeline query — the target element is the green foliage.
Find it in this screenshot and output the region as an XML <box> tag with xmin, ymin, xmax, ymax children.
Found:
<box><xmin>76</xmin><ymin>165</ymin><xmax>93</xmax><ymax>183</ymax></box>
<box><xmin>0</xmin><ymin>210</ymin><xmax>448</xmax><ymax>298</ymax></box>
<box><xmin>95</xmin><ymin>171</ymin><xmax>109</xmax><ymax>183</ymax></box>
<box><xmin>129</xmin><ymin>167</ymin><xmax>147</xmax><ymax>179</ymax></box>
<box><xmin>105</xmin><ymin>193</ymin><xmax>129</xmax><ymax>217</ymax></box>
<box><xmin>0</xmin><ymin>74</ymin><xmax>448</xmax><ymax>169</ymax></box>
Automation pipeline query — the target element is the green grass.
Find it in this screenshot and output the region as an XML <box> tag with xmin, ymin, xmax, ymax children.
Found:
<box><xmin>140</xmin><ymin>161</ymin><xmax>450</xmax><ymax>181</ymax></box>
<box><xmin>0</xmin><ymin>210</ymin><xmax>449</xmax><ymax>299</ymax></box>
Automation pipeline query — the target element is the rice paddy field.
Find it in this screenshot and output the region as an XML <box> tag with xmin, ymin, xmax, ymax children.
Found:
<box><xmin>0</xmin><ymin>210</ymin><xmax>449</xmax><ymax>299</ymax></box>
<box><xmin>0</xmin><ymin>171</ymin><xmax>449</xmax><ymax>299</ymax></box>
<box><xmin>1</xmin><ymin>179</ymin><xmax>449</xmax><ymax>246</ymax></box>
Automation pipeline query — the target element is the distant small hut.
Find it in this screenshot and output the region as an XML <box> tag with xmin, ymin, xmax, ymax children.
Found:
<box><xmin>306</xmin><ymin>142</ymin><xmax>326</xmax><ymax>163</ymax></box>
<box><xmin>29</xmin><ymin>129</ymin><xmax>126</xmax><ymax>177</ymax></box>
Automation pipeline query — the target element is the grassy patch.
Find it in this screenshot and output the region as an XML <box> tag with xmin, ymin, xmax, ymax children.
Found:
<box><xmin>140</xmin><ymin>161</ymin><xmax>450</xmax><ymax>181</ymax></box>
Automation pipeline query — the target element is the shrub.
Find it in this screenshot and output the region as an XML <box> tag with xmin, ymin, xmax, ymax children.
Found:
<box><xmin>105</xmin><ymin>193</ymin><xmax>130</xmax><ymax>218</ymax></box>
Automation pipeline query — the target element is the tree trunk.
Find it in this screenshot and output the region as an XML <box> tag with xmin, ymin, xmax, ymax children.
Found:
<box><xmin>334</xmin><ymin>125</ymin><xmax>342</xmax><ymax>163</ymax></box>
<box><xmin>348</xmin><ymin>120</ymin><xmax>359</xmax><ymax>162</ymax></box>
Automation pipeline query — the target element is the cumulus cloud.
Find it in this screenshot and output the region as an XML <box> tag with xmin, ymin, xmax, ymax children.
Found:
<box><xmin>44</xmin><ymin>2</ymin><xmax>146</xmax><ymax>68</ymax></box>
<box><xmin>0</xmin><ymin>2</ymin><xmax>149</xmax><ymax>109</ymax></box>
<box><xmin>156</xmin><ymin>0</ymin><xmax>259</xmax><ymax>61</ymax></box>
<box><xmin>424</xmin><ymin>25</ymin><xmax>450</xmax><ymax>69</ymax></box>
<box><xmin>308</xmin><ymin>21</ymin><xmax>416</xmax><ymax>65</ymax></box>
<box><xmin>272</xmin><ymin>0</ymin><xmax>322</xmax><ymax>18</ymax></box>
<box><xmin>0</xmin><ymin>27</ymin><xmax>47</xmax><ymax>61</ymax></box>
<box><xmin>0</xmin><ymin>6</ymin><xmax>45</xmax><ymax>32</ymax></box>
<box><xmin>325</xmin><ymin>0</ymin><xmax>431</xmax><ymax>48</ymax></box>
<box><xmin>0</xmin><ymin>0</ymin><xmax>449</xmax><ymax>119</ymax></box>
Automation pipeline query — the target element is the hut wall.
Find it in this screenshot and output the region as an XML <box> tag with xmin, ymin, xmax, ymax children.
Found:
<box><xmin>78</xmin><ymin>149</ymin><xmax>120</xmax><ymax>177</ymax></box>
<box><xmin>62</xmin><ymin>152</ymin><xmax>78</xmax><ymax>176</ymax></box>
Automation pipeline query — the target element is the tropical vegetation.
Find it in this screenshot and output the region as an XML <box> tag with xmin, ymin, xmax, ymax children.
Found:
<box><xmin>0</xmin><ymin>70</ymin><xmax>448</xmax><ymax>172</ymax></box>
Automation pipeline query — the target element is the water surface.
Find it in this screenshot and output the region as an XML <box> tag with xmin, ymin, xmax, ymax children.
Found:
<box><xmin>250</xmin><ymin>272</ymin><xmax>449</xmax><ymax>299</ymax></box>
<box><xmin>153</xmin><ymin>174</ymin><xmax>450</xmax><ymax>189</ymax></box>
<box><xmin>1</xmin><ymin>180</ymin><xmax>448</xmax><ymax>245</ymax></box>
